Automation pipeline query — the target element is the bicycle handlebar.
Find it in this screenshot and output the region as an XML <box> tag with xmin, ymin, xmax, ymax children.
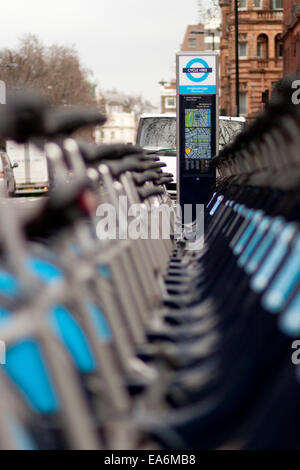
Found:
<box><xmin>0</xmin><ymin>91</ymin><xmax>106</xmax><ymax>142</ymax></box>
<box><xmin>132</xmin><ymin>171</ymin><xmax>160</xmax><ymax>186</ymax></box>
<box><xmin>137</xmin><ymin>186</ymin><xmax>165</xmax><ymax>200</ymax></box>
<box><xmin>45</xmin><ymin>108</ymin><xmax>106</xmax><ymax>137</ymax></box>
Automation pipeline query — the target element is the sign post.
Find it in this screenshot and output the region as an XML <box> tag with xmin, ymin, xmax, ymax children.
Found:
<box><xmin>176</xmin><ymin>51</ymin><xmax>219</xmax><ymax>216</ymax></box>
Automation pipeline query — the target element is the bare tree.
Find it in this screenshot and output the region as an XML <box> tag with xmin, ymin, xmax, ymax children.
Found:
<box><xmin>125</xmin><ymin>94</ymin><xmax>157</xmax><ymax>123</ymax></box>
<box><xmin>0</xmin><ymin>34</ymin><xmax>96</xmax><ymax>108</ymax></box>
<box><xmin>198</xmin><ymin>0</ymin><xmax>221</xmax><ymax>28</ymax></box>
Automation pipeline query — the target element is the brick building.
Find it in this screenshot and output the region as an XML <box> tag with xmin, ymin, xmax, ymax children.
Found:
<box><xmin>181</xmin><ymin>24</ymin><xmax>206</xmax><ymax>51</ymax></box>
<box><xmin>282</xmin><ymin>0</ymin><xmax>300</xmax><ymax>76</ymax></box>
<box><xmin>219</xmin><ymin>0</ymin><xmax>284</xmax><ymax>119</ymax></box>
<box><xmin>181</xmin><ymin>23</ymin><xmax>221</xmax><ymax>53</ymax></box>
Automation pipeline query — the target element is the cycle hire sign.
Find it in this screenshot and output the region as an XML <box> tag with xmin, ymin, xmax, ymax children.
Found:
<box><xmin>178</xmin><ymin>54</ymin><xmax>217</xmax><ymax>95</ymax></box>
<box><xmin>176</xmin><ymin>52</ymin><xmax>219</xmax><ymax>211</ymax></box>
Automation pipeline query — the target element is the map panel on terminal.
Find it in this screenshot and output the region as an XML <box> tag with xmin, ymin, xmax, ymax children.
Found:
<box><xmin>185</xmin><ymin>109</ymin><xmax>211</xmax><ymax>160</ymax></box>
<box><xmin>179</xmin><ymin>93</ymin><xmax>216</xmax><ymax>175</ymax></box>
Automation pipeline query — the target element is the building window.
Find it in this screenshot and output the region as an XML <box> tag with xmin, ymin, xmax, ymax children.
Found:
<box><xmin>110</xmin><ymin>105</ymin><xmax>122</xmax><ymax>113</ymax></box>
<box><xmin>238</xmin><ymin>0</ymin><xmax>248</xmax><ymax>9</ymax></box>
<box><xmin>225</xmin><ymin>56</ymin><xmax>230</xmax><ymax>73</ymax></box>
<box><xmin>275</xmin><ymin>34</ymin><xmax>283</xmax><ymax>59</ymax></box>
<box><xmin>225</xmin><ymin>13</ymin><xmax>230</xmax><ymax>32</ymax></box>
<box><xmin>239</xmin><ymin>92</ymin><xmax>248</xmax><ymax>115</ymax></box>
<box><xmin>188</xmin><ymin>38</ymin><xmax>197</xmax><ymax>49</ymax></box>
<box><xmin>239</xmin><ymin>34</ymin><xmax>248</xmax><ymax>58</ymax></box>
<box><xmin>253</xmin><ymin>0</ymin><xmax>262</xmax><ymax>8</ymax></box>
<box><xmin>165</xmin><ymin>97</ymin><xmax>176</xmax><ymax>109</ymax></box>
<box><xmin>271</xmin><ymin>0</ymin><xmax>283</xmax><ymax>9</ymax></box>
<box><xmin>257</xmin><ymin>34</ymin><xmax>269</xmax><ymax>60</ymax></box>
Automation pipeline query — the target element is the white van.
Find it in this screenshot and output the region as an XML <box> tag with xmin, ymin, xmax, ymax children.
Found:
<box><xmin>0</xmin><ymin>150</ymin><xmax>17</xmax><ymax>197</ymax></box>
<box><xmin>6</xmin><ymin>140</ymin><xmax>49</xmax><ymax>195</ymax></box>
<box><xmin>136</xmin><ymin>113</ymin><xmax>246</xmax><ymax>197</ymax></box>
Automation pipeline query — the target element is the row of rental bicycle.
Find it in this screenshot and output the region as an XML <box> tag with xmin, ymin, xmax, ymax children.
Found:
<box><xmin>0</xmin><ymin>81</ymin><xmax>300</xmax><ymax>450</ymax></box>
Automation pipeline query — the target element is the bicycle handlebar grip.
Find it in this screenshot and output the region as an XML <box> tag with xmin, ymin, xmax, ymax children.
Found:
<box><xmin>101</xmin><ymin>157</ymin><xmax>145</xmax><ymax>177</ymax></box>
<box><xmin>137</xmin><ymin>186</ymin><xmax>165</xmax><ymax>200</ymax></box>
<box><xmin>156</xmin><ymin>177</ymin><xmax>173</xmax><ymax>185</ymax></box>
<box><xmin>141</xmin><ymin>161</ymin><xmax>167</xmax><ymax>172</ymax></box>
<box><xmin>138</xmin><ymin>155</ymin><xmax>161</xmax><ymax>162</ymax></box>
<box><xmin>45</xmin><ymin>108</ymin><xmax>106</xmax><ymax>137</ymax></box>
<box><xmin>78</xmin><ymin>141</ymin><xmax>142</xmax><ymax>163</ymax></box>
<box><xmin>132</xmin><ymin>171</ymin><xmax>160</xmax><ymax>186</ymax></box>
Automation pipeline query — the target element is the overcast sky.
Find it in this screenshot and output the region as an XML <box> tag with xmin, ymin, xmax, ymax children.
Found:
<box><xmin>0</xmin><ymin>0</ymin><xmax>201</xmax><ymax>106</ymax></box>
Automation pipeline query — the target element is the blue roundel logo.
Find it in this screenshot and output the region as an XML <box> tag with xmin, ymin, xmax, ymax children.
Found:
<box><xmin>185</xmin><ymin>58</ymin><xmax>210</xmax><ymax>83</ymax></box>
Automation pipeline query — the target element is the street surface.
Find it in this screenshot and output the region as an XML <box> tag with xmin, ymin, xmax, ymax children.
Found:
<box><xmin>0</xmin><ymin>196</ymin><xmax>46</xmax><ymax>223</ymax></box>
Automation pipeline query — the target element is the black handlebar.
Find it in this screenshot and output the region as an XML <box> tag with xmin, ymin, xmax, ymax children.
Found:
<box><xmin>0</xmin><ymin>91</ymin><xmax>106</xmax><ymax>142</ymax></box>
<box><xmin>45</xmin><ymin>108</ymin><xmax>106</xmax><ymax>137</ymax></box>
<box><xmin>137</xmin><ymin>186</ymin><xmax>164</xmax><ymax>200</ymax></box>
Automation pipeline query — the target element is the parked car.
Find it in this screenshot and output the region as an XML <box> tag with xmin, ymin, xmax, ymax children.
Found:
<box><xmin>0</xmin><ymin>149</ymin><xmax>18</xmax><ymax>197</ymax></box>
<box><xmin>136</xmin><ymin>113</ymin><xmax>246</xmax><ymax>197</ymax></box>
<box><xmin>218</xmin><ymin>116</ymin><xmax>247</xmax><ymax>149</ymax></box>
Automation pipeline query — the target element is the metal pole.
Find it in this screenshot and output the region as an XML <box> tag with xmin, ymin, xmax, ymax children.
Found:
<box><xmin>234</xmin><ymin>0</ymin><xmax>240</xmax><ymax>117</ymax></box>
<box><xmin>212</xmin><ymin>32</ymin><xmax>215</xmax><ymax>51</ymax></box>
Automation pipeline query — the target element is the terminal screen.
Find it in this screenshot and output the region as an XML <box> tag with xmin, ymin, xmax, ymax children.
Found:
<box><xmin>179</xmin><ymin>95</ymin><xmax>216</xmax><ymax>174</ymax></box>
